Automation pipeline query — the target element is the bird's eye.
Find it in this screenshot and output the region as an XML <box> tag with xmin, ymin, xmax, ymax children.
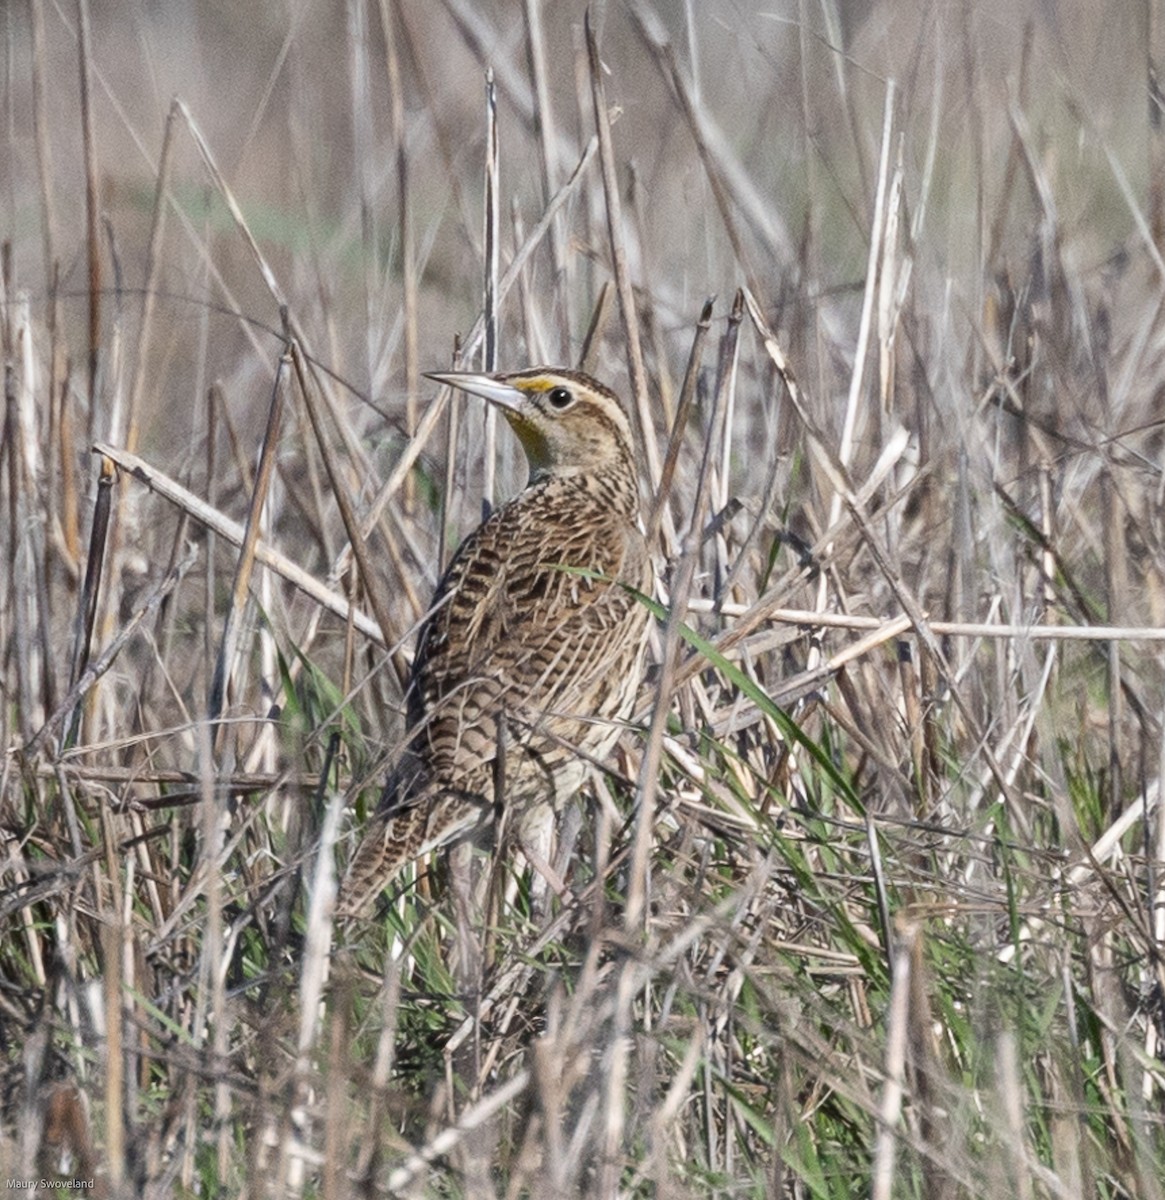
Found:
<box><xmin>546</xmin><ymin>386</ymin><xmax>574</xmax><ymax>410</ymax></box>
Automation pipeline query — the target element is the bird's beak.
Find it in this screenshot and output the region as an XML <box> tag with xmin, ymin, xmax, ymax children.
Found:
<box><xmin>424</xmin><ymin>371</ymin><xmax>524</xmax><ymax>414</ymax></box>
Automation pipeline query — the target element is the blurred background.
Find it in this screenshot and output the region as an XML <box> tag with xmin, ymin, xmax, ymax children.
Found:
<box><xmin>3</xmin><ymin>1</ymin><xmax>1156</xmax><ymax>449</ymax></box>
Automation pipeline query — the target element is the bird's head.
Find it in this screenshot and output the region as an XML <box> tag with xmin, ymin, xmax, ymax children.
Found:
<box><xmin>425</xmin><ymin>368</ymin><xmax>638</xmax><ymax>487</ymax></box>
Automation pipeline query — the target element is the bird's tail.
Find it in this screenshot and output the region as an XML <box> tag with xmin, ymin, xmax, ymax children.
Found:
<box><xmin>335</xmin><ymin>783</ymin><xmax>493</xmax><ymax>920</ymax></box>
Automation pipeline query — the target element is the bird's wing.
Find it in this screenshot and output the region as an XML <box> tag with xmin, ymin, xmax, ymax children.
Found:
<box><xmin>413</xmin><ymin>491</ymin><xmax>648</xmax><ymax>740</ymax></box>
<box><xmin>338</xmin><ymin>490</ymin><xmax>650</xmax><ymax>919</ymax></box>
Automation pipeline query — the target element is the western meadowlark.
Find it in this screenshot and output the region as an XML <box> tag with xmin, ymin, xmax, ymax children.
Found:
<box><xmin>337</xmin><ymin>367</ymin><xmax>653</xmax><ymax>918</ymax></box>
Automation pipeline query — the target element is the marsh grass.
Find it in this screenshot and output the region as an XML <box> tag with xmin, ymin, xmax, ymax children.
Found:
<box><xmin>2</xmin><ymin>2</ymin><xmax>1165</xmax><ymax>1197</ymax></box>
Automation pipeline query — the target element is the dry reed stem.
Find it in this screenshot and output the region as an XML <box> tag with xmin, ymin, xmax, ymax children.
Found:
<box><xmin>27</xmin><ymin>0</ymin><xmax>57</xmax><ymax>298</ymax></box>
<box><xmin>522</xmin><ymin>0</ymin><xmax>570</xmax><ymax>349</ymax></box>
<box><xmin>346</xmin><ymin>0</ymin><xmax>377</xmax><ymax>397</ymax></box>
<box><xmin>290</xmin><ymin>341</ymin><xmax>409</xmax><ymax>686</ymax></box>
<box><xmin>585</xmin><ymin>11</ymin><xmax>661</xmax><ymax>490</ymax></box>
<box><xmin>647</xmin><ymin>295</ymin><xmax>712</xmax><ymax>549</ymax></box>
<box><xmin>124</xmin><ymin>101</ymin><xmax>177</xmax><ymax>461</ymax></box>
<box><xmin>76</xmin><ymin>0</ymin><xmax>101</xmax><ymax>427</ymax></box>
<box><xmin>481</xmin><ymin>67</ymin><xmax>500</xmax><ymax>521</ymax></box>
<box><xmin>208</xmin><ymin>353</ymin><xmax>288</xmax><ymax>729</ymax></box>
<box><xmin>64</xmin><ymin>455</ymin><xmax>115</xmax><ymax>748</ymax></box>
<box><xmin>816</xmin><ymin>78</ymin><xmax>896</xmax><ymax>629</ymax></box>
<box><xmin>378</xmin><ymin>0</ymin><xmax>420</xmax><ymax>499</ymax></box>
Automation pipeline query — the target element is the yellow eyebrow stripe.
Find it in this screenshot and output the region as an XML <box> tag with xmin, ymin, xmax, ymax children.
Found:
<box><xmin>515</xmin><ymin>376</ymin><xmax>555</xmax><ymax>393</ymax></box>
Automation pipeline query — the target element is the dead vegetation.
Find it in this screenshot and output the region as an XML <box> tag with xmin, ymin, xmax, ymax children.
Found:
<box><xmin>2</xmin><ymin>2</ymin><xmax>1165</xmax><ymax>1197</ymax></box>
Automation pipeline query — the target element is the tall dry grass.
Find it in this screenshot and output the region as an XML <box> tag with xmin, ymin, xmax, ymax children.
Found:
<box><xmin>2</xmin><ymin>1</ymin><xmax>1165</xmax><ymax>1196</ymax></box>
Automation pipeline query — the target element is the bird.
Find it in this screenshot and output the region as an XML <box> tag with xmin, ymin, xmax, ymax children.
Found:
<box><xmin>336</xmin><ymin>367</ymin><xmax>654</xmax><ymax>919</ymax></box>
